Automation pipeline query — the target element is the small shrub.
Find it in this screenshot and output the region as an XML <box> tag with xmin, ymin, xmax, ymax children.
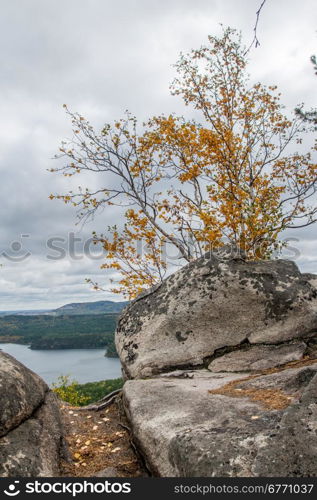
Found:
<box><xmin>52</xmin><ymin>375</ymin><xmax>124</xmax><ymax>406</ymax></box>
<box><xmin>52</xmin><ymin>375</ymin><xmax>90</xmax><ymax>406</ymax></box>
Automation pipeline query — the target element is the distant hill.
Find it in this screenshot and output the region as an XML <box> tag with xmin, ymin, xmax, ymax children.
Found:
<box><xmin>0</xmin><ymin>309</ymin><xmax>51</xmax><ymax>316</ymax></box>
<box><xmin>54</xmin><ymin>300</ymin><xmax>127</xmax><ymax>316</ymax></box>
<box><xmin>0</xmin><ymin>300</ymin><xmax>127</xmax><ymax>317</ymax></box>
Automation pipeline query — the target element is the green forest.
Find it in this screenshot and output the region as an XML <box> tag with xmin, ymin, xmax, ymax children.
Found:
<box><xmin>72</xmin><ymin>378</ymin><xmax>123</xmax><ymax>405</ymax></box>
<box><xmin>52</xmin><ymin>375</ymin><xmax>124</xmax><ymax>406</ymax></box>
<box><xmin>0</xmin><ymin>313</ymin><xmax>119</xmax><ymax>355</ymax></box>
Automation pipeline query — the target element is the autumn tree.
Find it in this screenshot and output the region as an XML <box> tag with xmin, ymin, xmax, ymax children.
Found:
<box><xmin>51</xmin><ymin>28</ymin><xmax>317</xmax><ymax>299</ymax></box>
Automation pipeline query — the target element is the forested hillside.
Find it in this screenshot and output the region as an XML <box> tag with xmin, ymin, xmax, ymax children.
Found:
<box><xmin>0</xmin><ymin>313</ymin><xmax>119</xmax><ymax>354</ymax></box>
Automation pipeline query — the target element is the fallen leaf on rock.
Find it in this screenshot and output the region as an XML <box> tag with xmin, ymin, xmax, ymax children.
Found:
<box><xmin>60</xmin><ymin>400</ymin><xmax>147</xmax><ymax>477</ymax></box>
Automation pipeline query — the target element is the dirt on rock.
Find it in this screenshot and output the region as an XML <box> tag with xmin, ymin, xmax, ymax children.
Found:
<box><xmin>59</xmin><ymin>397</ymin><xmax>148</xmax><ymax>477</ymax></box>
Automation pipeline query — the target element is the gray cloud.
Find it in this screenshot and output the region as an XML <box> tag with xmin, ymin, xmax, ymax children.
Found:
<box><xmin>0</xmin><ymin>0</ymin><xmax>316</xmax><ymax>309</ymax></box>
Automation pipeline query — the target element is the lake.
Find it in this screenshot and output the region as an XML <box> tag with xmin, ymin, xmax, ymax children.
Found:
<box><xmin>0</xmin><ymin>343</ymin><xmax>122</xmax><ymax>386</ymax></box>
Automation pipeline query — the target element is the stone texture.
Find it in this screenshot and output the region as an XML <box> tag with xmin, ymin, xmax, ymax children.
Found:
<box><xmin>253</xmin><ymin>371</ymin><xmax>317</xmax><ymax>476</ymax></box>
<box><xmin>118</xmin><ymin>248</ymin><xmax>317</xmax><ymax>476</ymax></box>
<box><xmin>208</xmin><ymin>342</ymin><xmax>307</xmax><ymax>373</ymax></box>
<box><xmin>116</xmin><ymin>249</ymin><xmax>317</xmax><ymax>379</ymax></box>
<box><xmin>0</xmin><ymin>351</ymin><xmax>47</xmax><ymax>436</ymax></box>
<box><xmin>303</xmin><ymin>273</ymin><xmax>317</xmax><ymax>290</ymax></box>
<box><xmin>94</xmin><ymin>467</ymin><xmax>118</xmax><ymax>477</ymax></box>
<box><xmin>123</xmin><ymin>363</ymin><xmax>317</xmax><ymax>477</ymax></box>
<box><xmin>0</xmin><ymin>351</ymin><xmax>65</xmax><ymax>477</ymax></box>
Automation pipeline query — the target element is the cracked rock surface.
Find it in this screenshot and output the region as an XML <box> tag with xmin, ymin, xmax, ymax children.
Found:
<box><xmin>0</xmin><ymin>352</ymin><xmax>66</xmax><ymax>477</ymax></box>
<box><xmin>116</xmin><ymin>247</ymin><xmax>317</xmax><ymax>476</ymax></box>
<box><xmin>123</xmin><ymin>362</ymin><xmax>317</xmax><ymax>476</ymax></box>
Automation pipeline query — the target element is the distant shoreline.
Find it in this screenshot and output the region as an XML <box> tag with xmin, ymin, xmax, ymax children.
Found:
<box><xmin>0</xmin><ymin>312</ymin><xmax>119</xmax><ymax>356</ymax></box>
<box><xmin>0</xmin><ymin>343</ymin><xmax>121</xmax><ymax>385</ymax></box>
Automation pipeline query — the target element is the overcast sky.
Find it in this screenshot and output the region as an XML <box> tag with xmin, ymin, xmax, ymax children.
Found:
<box><xmin>0</xmin><ymin>0</ymin><xmax>316</xmax><ymax>310</ymax></box>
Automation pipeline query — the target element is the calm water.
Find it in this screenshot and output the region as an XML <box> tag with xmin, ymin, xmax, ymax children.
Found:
<box><xmin>0</xmin><ymin>343</ymin><xmax>122</xmax><ymax>386</ymax></box>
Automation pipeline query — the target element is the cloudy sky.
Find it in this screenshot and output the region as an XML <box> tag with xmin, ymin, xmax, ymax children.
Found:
<box><xmin>0</xmin><ymin>0</ymin><xmax>316</xmax><ymax>310</ymax></box>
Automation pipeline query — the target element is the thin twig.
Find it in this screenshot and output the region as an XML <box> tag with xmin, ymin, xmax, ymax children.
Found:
<box><xmin>76</xmin><ymin>389</ymin><xmax>122</xmax><ymax>411</ymax></box>
<box><xmin>94</xmin><ymin>388</ymin><xmax>122</xmax><ymax>404</ymax></box>
<box><xmin>89</xmin><ymin>395</ymin><xmax>118</xmax><ymax>411</ymax></box>
<box><xmin>244</xmin><ymin>0</ymin><xmax>267</xmax><ymax>55</ymax></box>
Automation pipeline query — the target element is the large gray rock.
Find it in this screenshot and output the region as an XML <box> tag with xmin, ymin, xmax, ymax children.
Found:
<box><xmin>0</xmin><ymin>351</ymin><xmax>65</xmax><ymax>477</ymax></box>
<box><xmin>0</xmin><ymin>352</ymin><xmax>47</xmax><ymax>437</ymax></box>
<box><xmin>116</xmin><ymin>249</ymin><xmax>317</xmax><ymax>379</ymax></box>
<box><xmin>123</xmin><ymin>363</ymin><xmax>317</xmax><ymax>476</ymax></box>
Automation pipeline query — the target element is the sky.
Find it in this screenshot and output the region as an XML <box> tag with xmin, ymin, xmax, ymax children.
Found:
<box><xmin>0</xmin><ymin>0</ymin><xmax>316</xmax><ymax>310</ymax></box>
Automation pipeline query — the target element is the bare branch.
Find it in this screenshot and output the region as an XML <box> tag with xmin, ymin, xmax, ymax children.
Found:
<box><xmin>244</xmin><ymin>0</ymin><xmax>268</xmax><ymax>55</ymax></box>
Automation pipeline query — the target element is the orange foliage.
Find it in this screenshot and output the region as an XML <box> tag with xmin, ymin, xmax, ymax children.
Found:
<box><xmin>52</xmin><ymin>28</ymin><xmax>317</xmax><ymax>298</ymax></box>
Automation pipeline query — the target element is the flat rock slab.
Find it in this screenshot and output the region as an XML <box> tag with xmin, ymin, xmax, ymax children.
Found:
<box><xmin>208</xmin><ymin>343</ymin><xmax>307</xmax><ymax>373</ymax></box>
<box><xmin>123</xmin><ymin>364</ymin><xmax>317</xmax><ymax>477</ymax></box>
